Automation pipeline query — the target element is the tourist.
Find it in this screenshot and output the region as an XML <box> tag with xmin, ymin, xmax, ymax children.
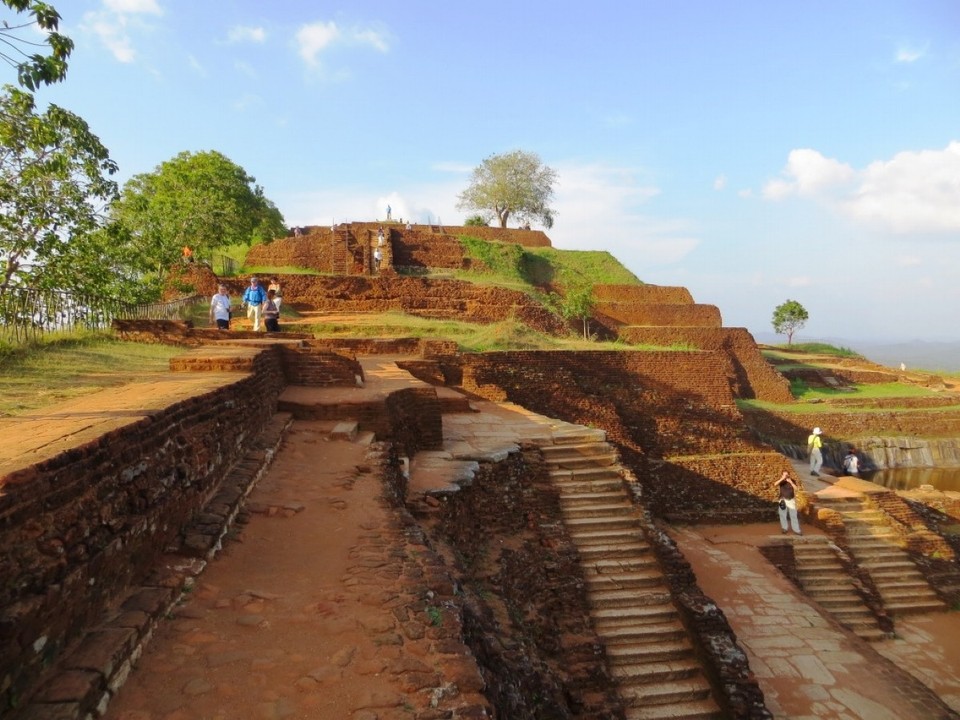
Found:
<box><xmin>182</xmin><ymin>245</ymin><xmax>194</xmax><ymax>263</ymax></box>
<box><xmin>774</xmin><ymin>470</ymin><xmax>802</xmax><ymax>535</ymax></box>
<box><xmin>263</xmin><ymin>289</ymin><xmax>281</xmax><ymax>332</ymax></box>
<box><xmin>268</xmin><ymin>277</ymin><xmax>282</xmax><ymax>310</ymax></box>
<box><xmin>374</xmin><ymin>246</ymin><xmax>382</xmax><ymax>272</ymax></box>
<box><xmin>842</xmin><ymin>448</ymin><xmax>860</xmax><ymax>476</ymax></box>
<box><xmin>386</xmin><ymin>204</ymin><xmax>392</xmax><ymax>221</ymax></box>
<box><xmin>243</xmin><ymin>276</ymin><xmax>267</xmax><ymax>332</ymax></box>
<box><xmin>808</xmin><ymin>426</ymin><xmax>823</xmax><ymax>477</ymax></box>
<box><xmin>405</xmin><ymin>220</ymin><xmax>413</xmax><ymax>230</ymax></box>
<box><xmin>209</xmin><ymin>283</ymin><xmax>232</xmax><ymax>330</ymax></box>
<box><xmin>377</xmin><ymin>226</ymin><xmax>385</xmax><ymax>246</ymax></box>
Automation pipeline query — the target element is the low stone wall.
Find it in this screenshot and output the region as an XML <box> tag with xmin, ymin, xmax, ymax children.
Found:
<box><xmin>0</xmin><ymin>349</ymin><xmax>286</xmax><ymax>715</ymax></box>
<box><xmin>744</xmin><ymin>408</ymin><xmax>960</xmax><ymax>450</ymax></box>
<box><xmin>591</xmin><ymin>284</ymin><xmax>693</xmax><ymax>304</ymax></box>
<box><xmin>306</xmin><ymin>337</ymin><xmax>458</xmax><ymax>358</ymax></box>
<box><xmin>391</xmin><ymin>231</ymin><xmax>465</xmax><ymax>269</ymax></box>
<box><xmin>616</xmin><ymin>327</ymin><xmax>794</xmax><ymax>403</ymax></box>
<box><xmin>595</xmin><ymin>302</ymin><xmax>722</xmax><ymax>328</ymax></box>
<box><xmin>244</xmin><ymin>231</ymin><xmax>335</xmax><ymax>272</ymax></box>
<box><xmin>385</xmin><ymin>388</ymin><xmax>443</xmax><ymax>457</ymax></box>
<box><xmin>278</xmin><ymin>346</ymin><xmax>363</xmax><ymax>386</ymax></box>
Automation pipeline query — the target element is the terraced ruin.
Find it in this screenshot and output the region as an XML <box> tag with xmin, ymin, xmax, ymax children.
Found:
<box><xmin>3</xmin><ymin>222</ymin><xmax>960</xmax><ymax>719</ymax></box>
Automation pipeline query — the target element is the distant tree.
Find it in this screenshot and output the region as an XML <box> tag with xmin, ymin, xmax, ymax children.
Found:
<box><xmin>559</xmin><ymin>281</ymin><xmax>595</xmax><ymax>340</ymax></box>
<box><xmin>111</xmin><ymin>150</ymin><xmax>286</xmax><ymax>281</ymax></box>
<box><xmin>457</xmin><ymin>150</ymin><xmax>557</xmax><ymax>229</ymax></box>
<box><xmin>464</xmin><ymin>214</ymin><xmax>487</xmax><ymax>227</ymax></box>
<box><xmin>1</xmin><ymin>1</ymin><xmax>73</xmax><ymax>90</ymax></box>
<box><xmin>0</xmin><ymin>85</ymin><xmax>120</xmax><ymax>293</ymax></box>
<box><xmin>772</xmin><ymin>299</ymin><xmax>809</xmax><ymax>345</ymax></box>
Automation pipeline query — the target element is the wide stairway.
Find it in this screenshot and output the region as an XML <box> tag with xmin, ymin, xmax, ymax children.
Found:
<box><xmin>791</xmin><ymin>537</ymin><xmax>887</xmax><ymax>641</ymax></box>
<box><xmin>539</xmin><ymin>432</ymin><xmax>723</xmax><ymax>720</ymax></box>
<box><xmin>817</xmin><ymin>497</ymin><xmax>946</xmax><ymax>617</ymax></box>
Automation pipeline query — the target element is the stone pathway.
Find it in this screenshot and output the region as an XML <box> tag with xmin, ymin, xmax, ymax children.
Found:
<box><xmin>672</xmin><ymin>524</ymin><xmax>959</xmax><ymax>719</ymax></box>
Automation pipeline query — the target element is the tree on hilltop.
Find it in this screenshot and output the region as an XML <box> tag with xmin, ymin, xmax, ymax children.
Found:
<box><xmin>457</xmin><ymin>150</ymin><xmax>557</xmax><ymax>229</ymax></box>
<box><xmin>0</xmin><ymin>85</ymin><xmax>120</xmax><ymax>294</ymax></box>
<box><xmin>772</xmin><ymin>299</ymin><xmax>809</xmax><ymax>345</ymax></box>
<box><xmin>111</xmin><ymin>150</ymin><xmax>286</xmax><ymax>284</ymax></box>
<box><xmin>1</xmin><ymin>1</ymin><xmax>73</xmax><ymax>90</ymax></box>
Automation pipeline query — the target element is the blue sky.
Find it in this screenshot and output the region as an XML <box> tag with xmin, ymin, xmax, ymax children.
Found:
<box><xmin>24</xmin><ymin>0</ymin><xmax>960</xmax><ymax>343</ymax></box>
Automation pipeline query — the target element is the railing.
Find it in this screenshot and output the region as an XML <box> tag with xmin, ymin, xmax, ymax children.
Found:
<box><xmin>0</xmin><ymin>287</ymin><xmax>205</xmax><ymax>344</ymax></box>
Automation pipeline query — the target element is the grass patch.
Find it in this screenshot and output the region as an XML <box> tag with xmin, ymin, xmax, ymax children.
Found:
<box><xmin>740</xmin><ymin>380</ymin><xmax>957</xmax><ymax>414</ymax></box>
<box><xmin>763</xmin><ymin>342</ymin><xmax>864</xmax><ymax>361</ymax></box>
<box><xmin>0</xmin><ymin>332</ymin><xmax>181</xmax><ymax>416</ymax></box>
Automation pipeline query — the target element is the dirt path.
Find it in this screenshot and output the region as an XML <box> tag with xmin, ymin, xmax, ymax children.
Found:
<box><xmin>104</xmin><ymin>421</ymin><xmax>448</xmax><ymax>720</ymax></box>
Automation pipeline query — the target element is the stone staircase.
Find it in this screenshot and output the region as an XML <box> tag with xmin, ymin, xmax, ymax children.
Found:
<box><xmin>790</xmin><ymin>537</ymin><xmax>887</xmax><ymax>641</ymax></box>
<box><xmin>818</xmin><ymin>497</ymin><xmax>946</xmax><ymax>617</ymax></box>
<box><xmin>539</xmin><ymin>432</ymin><xmax>723</xmax><ymax>720</ymax></box>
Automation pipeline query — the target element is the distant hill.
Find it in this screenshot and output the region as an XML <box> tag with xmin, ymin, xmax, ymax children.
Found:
<box><xmin>753</xmin><ymin>333</ymin><xmax>960</xmax><ymax>373</ymax></box>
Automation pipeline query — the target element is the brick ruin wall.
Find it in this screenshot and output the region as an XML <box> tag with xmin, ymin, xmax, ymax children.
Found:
<box><xmin>0</xmin><ymin>349</ymin><xmax>286</xmax><ymax>714</ymax></box>
<box><xmin>591</xmin><ymin>284</ymin><xmax>694</xmax><ymax>304</ymax></box>
<box><xmin>595</xmin><ymin>302</ymin><xmax>722</xmax><ymax>328</ymax></box>
<box><xmin>390</xmin><ymin>230</ymin><xmax>465</xmax><ymax>270</ymax></box>
<box><xmin>277</xmin><ymin>346</ymin><xmax>364</xmax><ymax>386</ymax></box>
<box><xmin>278</xmin><ymin>275</ymin><xmax>568</xmax><ymax>334</ymax></box>
<box><xmin>617</xmin><ymin>327</ymin><xmax>794</xmax><ymax>403</ymax></box>
<box><xmin>743</xmin><ymin>408</ymin><xmax>960</xmax><ymax>447</ymax></box>
<box><xmin>436</xmin><ymin>225</ymin><xmax>552</xmax><ymax>248</ymax></box>
<box><xmin>455</xmin><ymin>351</ymin><xmax>794</xmax><ymax>521</ymax></box>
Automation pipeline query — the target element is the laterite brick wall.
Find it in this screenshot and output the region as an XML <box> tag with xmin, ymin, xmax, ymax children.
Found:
<box><xmin>0</xmin><ymin>349</ymin><xmax>286</xmax><ymax>714</ymax></box>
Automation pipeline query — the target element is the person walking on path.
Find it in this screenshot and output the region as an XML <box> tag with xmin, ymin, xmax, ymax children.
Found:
<box><xmin>774</xmin><ymin>470</ymin><xmax>802</xmax><ymax>535</ymax></box>
<box><xmin>808</xmin><ymin>426</ymin><xmax>823</xmax><ymax>476</ymax></box>
<box><xmin>209</xmin><ymin>283</ymin><xmax>232</xmax><ymax>330</ymax></box>
<box><xmin>267</xmin><ymin>277</ymin><xmax>282</xmax><ymax>310</ymax></box>
<box><xmin>242</xmin><ymin>276</ymin><xmax>268</xmax><ymax>332</ymax></box>
<box><xmin>374</xmin><ymin>246</ymin><xmax>382</xmax><ymax>272</ymax></box>
<box><xmin>263</xmin><ymin>289</ymin><xmax>281</xmax><ymax>332</ymax></box>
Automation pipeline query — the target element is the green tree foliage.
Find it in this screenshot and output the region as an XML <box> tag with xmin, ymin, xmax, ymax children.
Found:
<box><xmin>1</xmin><ymin>1</ymin><xmax>73</xmax><ymax>90</ymax></box>
<box><xmin>559</xmin><ymin>281</ymin><xmax>595</xmax><ymax>340</ymax></box>
<box><xmin>0</xmin><ymin>85</ymin><xmax>120</xmax><ymax>293</ymax></box>
<box><xmin>111</xmin><ymin>150</ymin><xmax>286</xmax><ymax>281</ymax></box>
<box><xmin>772</xmin><ymin>299</ymin><xmax>809</xmax><ymax>345</ymax></box>
<box><xmin>457</xmin><ymin>150</ymin><xmax>557</xmax><ymax>229</ymax></box>
<box><xmin>464</xmin><ymin>214</ymin><xmax>487</xmax><ymax>227</ymax></box>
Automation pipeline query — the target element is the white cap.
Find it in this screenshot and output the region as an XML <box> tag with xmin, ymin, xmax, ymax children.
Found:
<box><xmin>813</xmin><ymin>427</ymin><xmax>822</xmax><ymax>435</ymax></box>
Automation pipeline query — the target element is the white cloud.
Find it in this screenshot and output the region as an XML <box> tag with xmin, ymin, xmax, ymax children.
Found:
<box><xmin>296</xmin><ymin>21</ymin><xmax>341</xmax><ymax>67</ymax></box>
<box><xmin>762</xmin><ymin>142</ymin><xmax>960</xmax><ymax>234</ymax></box>
<box><xmin>234</xmin><ymin>60</ymin><xmax>257</xmax><ymax>79</ymax></box>
<box><xmin>896</xmin><ymin>255</ymin><xmax>922</xmax><ymax>267</ymax></box>
<box><xmin>82</xmin><ymin>0</ymin><xmax>163</xmax><ymax>63</ymax></box>
<box><xmin>713</xmin><ymin>174</ymin><xmax>727</xmax><ymax>191</ymax></box>
<box><xmin>228</xmin><ymin>25</ymin><xmax>266</xmax><ymax>44</ymax></box>
<box><xmin>895</xmin><ymin>43</ymin><xmax>927</xmax><ymax>63</ymax></box>
<box><xmin>104</xmin><ymin>0</ymin><xmax>162</xmax><ymax>13</ymax></box>
<box><xmin>787</xmin><ymin>276</ymin><xmax>812</xmax><ymax>288</ymax></box>
<box><xmin>295</xmin><ymin>20</ymin><xmax>390</xmax><ymax>70</ymax></box>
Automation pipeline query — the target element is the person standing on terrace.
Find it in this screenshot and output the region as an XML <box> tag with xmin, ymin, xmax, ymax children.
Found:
<box><xmin>774</xmin><ymin>471</ymin><xmax>802</xmax><ymax>535</ymax></box>
<box><xmin>243</xmin><ymin>276</ymin><xmax>267</xmax><ymax>332</ymax></box>
<box><xmin>808</xmin><ymin>426</ymin><xmax>823</xmax><ymax>477</ymax></box>
<box><xmin>209</xmin><ymin>284</ymin><xmax>232</xmax><ymax>330</ymax></box>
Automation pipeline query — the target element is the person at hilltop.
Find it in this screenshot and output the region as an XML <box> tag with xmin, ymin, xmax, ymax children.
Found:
<box><xmin>263</xmin><ymin>289</ymin><xmax>281</xmax><ymax>332</ymax></box>
<box><xmin>386</xmin><ymin>204</ymin><xmax>392</xmax><ymax>221</ymax></box>
<box><xmin>242</xmin><ymin>276</ymin><xmax>268</xmax><ymax>332</ymax></box>
<box><xmin>774</xmin><ymin>470</ymin><xmax>802</xmax><ymax>535</ymax></box>
<box><xmin>405</xmin><ymin>220</ymin><xmax>413</xmax><ymax>230</ymax></box>
<box><xmin>808</xmin><ymin>426</ymin><xmax>823</xmax><ymax>477</ymax></box>
<box><xmin>209</xmin><ymin>283</ymin><xmax>232</xmax><ymax>331</ymax></box>
<box><xmin>842</xmin><ymin>448</ymin><xmax>860</xmax><ymax>476</ymax></box>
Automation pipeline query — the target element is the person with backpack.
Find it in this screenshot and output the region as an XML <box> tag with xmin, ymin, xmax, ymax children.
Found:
<box><xmin>808</xmin><ymin>427</ymin><xmax>823</xmax><ymax>477</ymax></box>
<box><xmin>263</xmin><ymin>289</ymin><xmax>281</xmax><ymax>332</ymax></box>
<box><xmin>242</xmin><ymin>276</ymin><xmax>268</xmax><ymax>332</ymax></box>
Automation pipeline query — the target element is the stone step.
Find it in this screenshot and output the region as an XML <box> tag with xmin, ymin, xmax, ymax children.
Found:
<box><xmin>619</xmin><ymin>677</ymin><xmax>713</xmax><ymax>707</ymax></box>
<box><xmin>569</xmin><ymin>527</ymin><xmax>648</xmax><ymax>545</ymax></box>
<box><xmin>845</xmin><ymin>526</ymin><xmax>899</xmax><ymax>539</ymax></box>
<box><xmin>598</xmin><ymin>621</ymin><xmax>687</xmax><ymax>645</ymax></box>
<box><xmin>610</xmin><ymin>658</ymin><xmax>701</xmax><ymax>683</ymax></box>
<box><xmin>605</xmin><ymin>640</ymin><xmax>693</xmax><ymax>665</ymax></box>
<box><xmin>562</xmin><ymin>502</ymin><xmax>636</xmax><ymax>518</ymax></box>
<box><xmin>551</xmin><ymin>428</ymin><xmax>607</xmax><ymax>445</ymax></box>
<box><xmin>586</xmin><ymin>571</ymin><xmax>668</xmax><ymax>592</ymax></box>
<box><xmin>589</xmin><ymin>588</ymin><xmax>672</xmax><ymax>610</ymax></box>
<box><xmin>794</xmin><ymin>562</ymin><xmax>848</xmax><ymax>575</ymax></box>
<box><xmin>884</xmin><ymin>599</ymin><xmax>947</xmax><ymax>615</ymax></box>
<box><xmin>584</xmin><ymin>557</ymin><xmax>659</xmax><ymax>574</ymax></box>
<box><xmin>814</xmin><ymin>597</ymin><xmax>871</xmax><ymax>612</ymax></box>
<box><xmin>545</xmin><ymin>452</ymin><xmax>619</xmax><ymax>469</ymax></box>
<box><xmin>540</xmin><ymin>441</ymin><xmax>615</xmax><ymax>458</ymax></box>
<box><xmin>878</xmin><ymin>584</ymin><xmax>941</xmax><ymax>600</ymax></box>
<box><xmin>862</xmin><ymin>561</ymin><xmax>921</xmax><ymax>574</ymax></box>
<box><xmin>549</xmin><ymin>466</ymin><xmax>622</xmax><ymax>481</ymax></box>
<box><xmin>624</xmin><ymin>698</ymin><xmax>724</xmax><ymax>720</ymax></box>
<box><xmin>559</xmin><ymin>490</ymin><xmax>628</xmax><ymax>504</ymax></box>
<box><xmin>565</xmin><ymin>515</ymin><xmax>642</xmax><ymax>532</ymax></box>
<box><xmin>575</xmin><ymin>543</ymin><xmax>652</xmax><ymax>560</ymax></box>
<box><xmin>553</xmin><ymin>478</ymin><xmax>626</xmax><ymax>494</ymax></box>
<box><xmin>593</xmin><ymin>604</ymin><xmax>678</xmax><ymax>629</ymax></box>
<box><xmin>798</xmin><ymin>582</ymin><xmax>859</xmax><ymax>597</ymax></box>
<box><xmin>330</xmin><ymin>420</ymin><xmax>358</xmax><ymax>440</ymax></box>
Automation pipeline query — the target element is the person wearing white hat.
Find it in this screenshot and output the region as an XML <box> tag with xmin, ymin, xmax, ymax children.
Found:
<box><xmin>807</xmin><ymin>427</ymin><xmax>823</xmax><ymax>476</ymax></box>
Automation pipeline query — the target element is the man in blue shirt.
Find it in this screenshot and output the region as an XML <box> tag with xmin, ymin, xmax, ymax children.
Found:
<box><xmin>242</xmin><ymin>276</ymin><xmax>268</xmax><ymax>332</ymax></box>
